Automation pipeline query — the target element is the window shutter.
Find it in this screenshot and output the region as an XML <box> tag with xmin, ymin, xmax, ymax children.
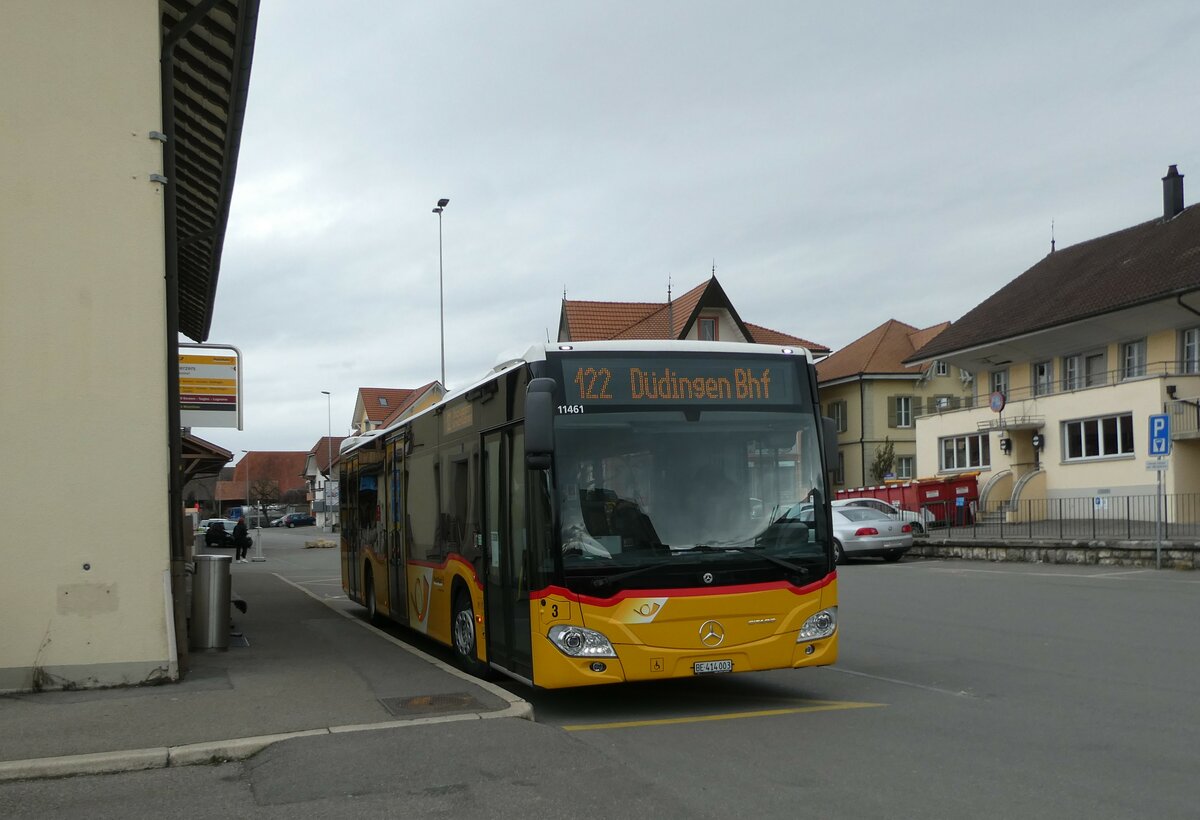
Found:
<box><xmin>887</xmin><ymin>396</ymin><xmax>898</xmax><ymax>428</ymax></box>
<box><xmin>912</xmin><ymin>397</ymin><xmax>923</xmax><ymax>417</ymax></box>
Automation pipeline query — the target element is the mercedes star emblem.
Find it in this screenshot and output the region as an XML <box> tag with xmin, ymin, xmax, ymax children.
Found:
<box><xmin>699</xmin><ymin>620</ymin><xmax>725</xmax><ymax>647</ymax></box>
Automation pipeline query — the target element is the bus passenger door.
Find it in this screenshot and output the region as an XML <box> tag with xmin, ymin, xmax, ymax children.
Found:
<box><xmin>482</xmin><ymin>428</ymin><xmax>533</xmax><ymax>679</ymax></box>
<box><xmin>386</xmin><ymin>443</ymin><xmax>407</xmax><ymax>623</ymax></box>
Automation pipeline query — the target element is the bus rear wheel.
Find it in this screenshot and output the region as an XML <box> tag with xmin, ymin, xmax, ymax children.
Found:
<box><xmin>452</xmin><ymin>590</ymin><xmax>488</xmax><ymax>678</ymax></box>
<box><xmin>365</xmin><ymin>567</ymin><xmax>379</xmax><ymax>623</ymax></box>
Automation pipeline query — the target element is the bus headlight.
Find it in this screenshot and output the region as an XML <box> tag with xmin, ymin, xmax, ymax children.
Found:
<box><xmin>547</xmin><ymin>625</ymin><xmax>617</xmax><ymax>658</ymax></box>
<box><xmin>797</xmin><ymin>607</ymin><xmax>837</xmax><ymax>642</ymax></box>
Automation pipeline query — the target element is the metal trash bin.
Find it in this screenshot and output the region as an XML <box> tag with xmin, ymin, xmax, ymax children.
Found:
<box><xmin>191</xmin><ymin>554</ymin><xmax>232</xmax><ymax>651</ymax></box>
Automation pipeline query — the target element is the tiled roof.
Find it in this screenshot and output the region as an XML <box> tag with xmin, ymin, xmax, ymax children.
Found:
<box><xmin>216</xmin><ymin>451</ymin><xmax>309</xmax><ymax>501</ymax></box>
<box><xmin>817</xmin><ymin>319</ymin><xmax>949</xmax><ymax>383</ymax></box>
<box><xmin>379</xmin><ymin>381</ymin><xmax>440</xmax><ymax>428</ymax></box>
<box><xmin>308</xmin><ymin>437</ymin><xmax>347</xmax><ymax>474</ymax></box>
<box><xmin>359</xmin><ymin>387</ymin><xmax>415</xmax><ymax>423</ymax></box>
<box><xmin>911</xmin><ymin>203</ymin><xmax>1200</xmax><ymax>362</ymax></box>
<box><xmin>561</xmin><ymin>276</ymin><xmax>829</xmax><ymax>353</ymax></box>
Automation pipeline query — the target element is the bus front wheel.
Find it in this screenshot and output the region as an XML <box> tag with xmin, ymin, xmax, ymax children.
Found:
<box><xmin>452</xmin><ymin>590</ymin><xmax>488</xmax><ymax>677</ymax></box>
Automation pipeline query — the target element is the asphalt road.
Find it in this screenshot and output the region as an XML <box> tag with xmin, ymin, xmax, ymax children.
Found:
<box><xmin>5</xmin><ymin>541</ymin><xmax>1198</xmax><ymax>819</ymax></box>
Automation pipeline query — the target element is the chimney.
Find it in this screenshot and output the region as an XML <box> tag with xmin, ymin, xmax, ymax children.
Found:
<box><xmin>1163</xmin><ymin>164</ymin><xmax>1185</xmax><ymax>220</ymax></box>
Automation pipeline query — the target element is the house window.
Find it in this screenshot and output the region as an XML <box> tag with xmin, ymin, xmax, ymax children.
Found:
<box><xmin>890</xmin><ymin>396</ymin><xmax>912</xmax><ymax>428</ymax></box>
<box><xmin>1085</xmin><ymin>352</ymin><xmax>1107</xmax><ymax>386</ymax></box>
<box><xmin>1032</xmin><ymin>361</ymin><xmax>1053</xmax><ymax>396</ymax></box>
<box><xmin>934</xmin><ymin>360</ymin><xmax>948</xmax><ymax>376</ymax></box>
<box><xmin>990</xmin><ymin>369</ymin><xmax>1009</xmax><ymax>397</ymax></box>
<box><xmin>1182</xmin><ymin>328</ymin><xmax>1200</xmax><ymax>374</ymax></box>
<box><xmin>378</xmin><ymin>397</ymin><xmax>389</xmax><ymax>407</ymax></box>
<box><xmin>1065</xmin><ymin>351</ymin><xmax>1108</xmax><ymax>388</ymax></box>
<box><xmin>827</xmin><ymin>400</ymin><xmax>848</xmax><ymax>433</ymax></box>
<box><xmin>1063</xmin><ymin>355</ymin><xmax>1080</xmax><ymax>390</ymax></box>
<box><xmin>896</xmin><ymin>456</ymin><xmax>914</xmax><ymax>479</ymax></box>
<box><xmin>698</xmin><ymin>317</ymin><xmax>718</xmax><ymax>341</ymax></box>
<box><xmin>940</xmin><ymin>433</ymin><xmax>990</xmax><ymax>471</ymax></box>
<box><xmin>1063</xmin><ymin>413</ymin><xmax>1134</xmax><ymax>461</ymax></box>
<box><xmin>1121</xmin><ymin>339</ymin><xmax>1147</xmax><ymax>379</ymax></box>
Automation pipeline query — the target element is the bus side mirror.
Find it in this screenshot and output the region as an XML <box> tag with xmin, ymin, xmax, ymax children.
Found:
<box><xmin>526</xmin><ymin>377</ymin><xmax>556</xmax><ymax>470</ymax></box>
<box><xmin>822</xmin><ymin>417</ymin><xmax>839</xmax><ymax>465</ymax></box>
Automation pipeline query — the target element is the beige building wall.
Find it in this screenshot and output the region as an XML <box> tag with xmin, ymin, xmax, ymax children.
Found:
<box><xmin>916</xmin><ymin>362</ymin><xmax>1180</xmax><ymax>504</ymax></box>
<box><xmin>0</xmin><ymin>1</ymin><xmax>175</xmax><ymax>691</ymax></box>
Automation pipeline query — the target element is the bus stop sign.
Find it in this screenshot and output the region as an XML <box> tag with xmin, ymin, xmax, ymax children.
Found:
<box><xmin>1149</xmin><ymin>414</ymin><xmax>1171</xmax><ymax>456</ymax></box>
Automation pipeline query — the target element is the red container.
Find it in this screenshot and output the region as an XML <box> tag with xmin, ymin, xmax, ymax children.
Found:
<box><xmin>837</xmin><ymin>474</ymin><xmax>979</xmax><ymax>526</ymax></box>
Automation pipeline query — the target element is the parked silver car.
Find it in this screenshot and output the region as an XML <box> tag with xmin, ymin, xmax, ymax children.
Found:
<box><xmin>827</xmin><ymin>507</ymin><xmax>913</xmax><ymax>563</ymax></box>
<box><xmin>833</xmin><ymin>497</ymin><xmax>934</xmax><ymax>534</ymax></box>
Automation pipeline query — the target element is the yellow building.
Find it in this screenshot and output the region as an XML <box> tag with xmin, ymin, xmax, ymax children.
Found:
<box><xmin>908</xmin><ymin>166</ymin><xmax>1200</xmax><ymax>521</ymax></box>
<box><xmin>816</xmin><ymin>320</ymin><xmax>972</xmax><ymax>491</ymax></box>
<box><xmin>1</xmin><ymin>1</ymin><xmax>259</xmax><ymax>691</ymax></box>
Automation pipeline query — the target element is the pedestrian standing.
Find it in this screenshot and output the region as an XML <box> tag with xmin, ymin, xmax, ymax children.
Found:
<box><xmin>233</xmin><ymin>517</ymin><xmax>250</xmax><ymax>563</ymax></box>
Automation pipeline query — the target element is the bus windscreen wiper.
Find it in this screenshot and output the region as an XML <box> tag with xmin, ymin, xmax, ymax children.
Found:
<box><xmin>590</xmin><ymin>559</ymin><xmax>679</xmax><ymax>589</ymax></box>
<box><xmin>682</xmin><ymin>544</ymin><xmax>809</xmax><ymax>577</ymax></box>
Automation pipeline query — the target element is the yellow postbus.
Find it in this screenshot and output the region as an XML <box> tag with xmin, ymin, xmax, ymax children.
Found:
<box><xmin>339</xmin><ymin>341</ymin><xmax>839</xmax><ymax>688</ymax></box>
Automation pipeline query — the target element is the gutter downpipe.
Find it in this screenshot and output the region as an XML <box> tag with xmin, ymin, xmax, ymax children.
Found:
<box><xmin>161</xmin><ymin>0</ymin><xmax>222</xmax><ymax>678</ymax></box>
<box><xmin>860</xmin><ymin>376</ymin><xmax>867</xmax><ymax>485</ymax></box>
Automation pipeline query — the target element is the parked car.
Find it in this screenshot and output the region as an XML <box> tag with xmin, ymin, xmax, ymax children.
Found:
<box><xmin>203</xmin><ymin>519</ymin><xmax>246</xmax><ymax>549</ymax></box>
<box><xmin>833</xmin><ymin>497</ymin><xmax>934</xmax><ymax>534</ymax></box>
<box><xmin>824</xmin><ymin>507</ymin><xmax>912</xmax><ymax>563</ymax></box>
<box><xmin>278</xmin><ymin>513</ymin><xmax>316</xmax><ymax>528</ymax></box>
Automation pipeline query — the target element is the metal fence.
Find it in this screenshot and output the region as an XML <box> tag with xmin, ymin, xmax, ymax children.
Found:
<box><xmin>921</xmin><ymin>493</ymin><xmax>1200</xmax><ymax>541</ymax></box>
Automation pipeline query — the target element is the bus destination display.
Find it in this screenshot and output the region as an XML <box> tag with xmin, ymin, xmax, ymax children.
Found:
<box><xmin>558</xmin><ymin>357</ymin><xmax>797</xmax><ymax>409</ymax></box>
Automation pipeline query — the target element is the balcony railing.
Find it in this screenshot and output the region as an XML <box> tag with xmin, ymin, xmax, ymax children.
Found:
<box><xmin>917</xmin><ymin>360</ymin><xmax>1199</xmax><ymax>420</ymax></box>
<box><xmin>920</xmin><ymin>493</ymin><xmax>1200</xmax><ymax>540</ymax></box>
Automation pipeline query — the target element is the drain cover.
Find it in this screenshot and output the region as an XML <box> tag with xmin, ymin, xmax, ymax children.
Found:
<box><xmin>379</xmin><ymin>693</ymin><xmax>486</xmax><ymax>716</ymax></box>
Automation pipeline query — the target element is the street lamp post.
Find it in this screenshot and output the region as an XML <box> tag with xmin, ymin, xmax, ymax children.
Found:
<box><xmin>240</xmin><ymin>450</ymin><xmax>250</xmax><ymax>521</ymax></box>
<box><xmin>432</xmin><ymin>198</ymin><xmax>449</xmax><ymax>388</ymax></box>
<box><xmin>321</xmin><ymin>390</ymin><xmax>333</xmax><ymax>532</ymax></box>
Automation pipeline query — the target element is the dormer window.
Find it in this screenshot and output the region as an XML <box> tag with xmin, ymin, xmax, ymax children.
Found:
<box><xmin>933</xmin><ymin>360</ymin><xmax>948</xmax><ymax>376</ymax></box>
<box><xmin>698</xmin><ymin>316</ymin><xmax>718</xmax><ymax>341</ymax></box>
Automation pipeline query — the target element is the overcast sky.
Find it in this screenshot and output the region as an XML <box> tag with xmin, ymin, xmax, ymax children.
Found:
<box><xmin>200</xmin><ymin>1</ymin><xmax>1199</xmax><ymax>459</ymax></box>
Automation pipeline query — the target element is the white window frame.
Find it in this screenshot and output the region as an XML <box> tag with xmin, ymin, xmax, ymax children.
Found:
<box><xmin>895</xmin><ymin>396</ymin><xmax>912</xmax><ymax>428</ymax></box>
<box><xmin>1085</xmin><ymin>352</ymin><xmax>1107</xmax><ymax>386</ymax></box>
<box><xmin>939</xmin><ymin>433</ymin><xmax>991</xmax><ymax>471</ymax></box>
<box><xmin>990</xmin><ymin>369</ymin><xmax>1009</xmax><ymax>397</ymax></box>
<box><xmin>1062</xmin><ymin>413</ymin><xmax>1135</xmax><ymax>461</ymax></box>
<box><xmin>1182</xmin><ymin>327</ymin><xmax>1200</xmax><ymax>374</ymax></box>
<box><xmin>1121</xmin><ymin>339</ymin><xmax>1147</xmax><ymax>380</ymax></box>
<box><xmin>1032</xmin><ymin>360</ymin><xmax>1053</xmax><ymax>396</ymax></box>
<box><xmin>934</xmin><ymin>360</ymin><xmax>948</xmax><ymax>376</ymax></box>
<box><xmin>896</xmin><ymin>455</ymin><xmax>914</xmax><ymax>479</ymax></box>
<box><xmin>827</xmin><ymin>400</ymin><xmax>848</xmax><ymax>433</ymax></box>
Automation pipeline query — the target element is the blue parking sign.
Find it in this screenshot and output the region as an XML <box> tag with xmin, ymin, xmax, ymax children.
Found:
<box><xmin>1149</xmin><ymin>414</ymin><xmax>1171</xmax><ymax>456</ymax></box>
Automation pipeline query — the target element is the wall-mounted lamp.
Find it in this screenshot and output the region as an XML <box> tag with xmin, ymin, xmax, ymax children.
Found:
<box><xmin>1167</xmin><ymin>384</ymin><xmax>1177</xmax><ymax>399</ymax></box>
<box><xmin>999</xmin><ymin>437</ymin><xmax>1012</xmax><ymax>455</ymax></box>
<box><xmin>1031</xmin><ymin>433</ymin><xmax>1044</xmax><ymax>450</ymax></box>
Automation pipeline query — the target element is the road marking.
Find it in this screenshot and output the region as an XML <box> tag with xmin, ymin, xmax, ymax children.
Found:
<box><xmin>831</xmin><ymin>667</ymin><xmax>976</xmax><ymax>697</ymax></box>
<box><xmin>562</xmin><ymin>699</ymin><xmax>883</xmax><ymax>732</ymax></box>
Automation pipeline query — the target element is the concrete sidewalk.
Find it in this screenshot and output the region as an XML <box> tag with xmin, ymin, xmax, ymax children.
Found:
<box><xmin>0</xmin><ymin>562</ymin><xmax>531</xmax><ymax>782</ymax></box>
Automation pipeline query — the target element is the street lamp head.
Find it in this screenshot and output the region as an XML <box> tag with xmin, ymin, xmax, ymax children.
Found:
<box><xmin>437</xmin><ymin>198</ymin><xmax>449</xmax><ymax>207</ymax></box>
<box><xmin>321</xmin><ymin>390</ymin><xmax>330</xmax><ymax>396</ymax></box>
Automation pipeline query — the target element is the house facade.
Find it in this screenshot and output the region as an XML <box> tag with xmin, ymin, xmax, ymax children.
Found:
<box><xmin>351</xmin><ymin>382</ymin><xmax>443</xmax><ymax>434</ymax></box>
<box><xmin>0</xmin><ymin>1</ymin><xmax>258</xmax><ymax>692</ymax></box>
<box><xmin>816</xmin><ymin>320</ymin><xmax>973</xmax><ymax>491</ymax></box>
<box><xmin>908</xmin><ymin>166</ymin><xmax>1200</xmax><ymax>521</ymax></box>
<box><xmin>304</xmin><ymin>436</ymin><xmax>347</xmax><ymax>529</ymax></box>
<box><xmin>558</xmin><ymin>275</ymin><xmax>830</xmax><ymax>355</ymax></box>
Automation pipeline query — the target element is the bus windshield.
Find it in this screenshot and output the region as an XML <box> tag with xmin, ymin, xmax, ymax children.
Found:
<box><xmin>553</xmin><ymin>408</ymin><xmax>831</xmax><ymax>595</ymax></box>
